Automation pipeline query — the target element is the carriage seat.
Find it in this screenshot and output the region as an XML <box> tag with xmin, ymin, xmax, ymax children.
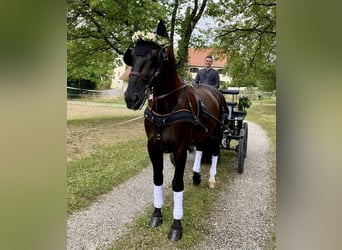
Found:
<box><xmin>220</xmin><ymin>89</ymin><xmax>240</xmax><ymax>119</ymax></box>
<box><xmin>226</xmin><ymin>102</ymin><xmax>246</xmax><ymax>120</ymax></box>
<box><xmin>232</xmin><ymin>110</ymin><xmax>246</xmax><ymax>120</ymax></box>
<box><xmin>226</xmin><ymin>101</ymin><xmax>237</xmax><ymax>119</ymax></box>
<box><xmin>221</xmin><ymin>89</ymin><xmax>240</xmax><ymax>95</ymax></box>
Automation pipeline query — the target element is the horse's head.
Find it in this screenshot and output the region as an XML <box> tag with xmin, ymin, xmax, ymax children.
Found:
<box><xmin>123</xmin><ymin>20</ymin><xmax>170</xmax><ymax>110</ymax></box>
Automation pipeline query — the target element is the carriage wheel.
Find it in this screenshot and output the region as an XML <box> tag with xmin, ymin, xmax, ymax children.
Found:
<box><xmin>243</xmin><ymin>122</ymin><xmax>248</xmax><ymax>159</ymax></box>
<box><xmin>238</xmin><ymin>128</ymin><xmax>245</xmax><ymax>174</ymax></box>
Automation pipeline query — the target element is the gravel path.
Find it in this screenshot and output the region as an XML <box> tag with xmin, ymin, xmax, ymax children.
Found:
<box><xmin>67</xmin><ymin>121</ymin><xmax>275</xmax><ymax>249</ymax></box>
<box><xmin>190</xmin><ymin>121</ymin><xmax>276</xmax><ymax>249</ymax></box>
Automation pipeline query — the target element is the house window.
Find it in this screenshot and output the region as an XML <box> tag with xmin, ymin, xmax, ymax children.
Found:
<box><xmin>190</xmin><ymin>67</ymin><xmax>199</xmax><ymax>73</ymax></box>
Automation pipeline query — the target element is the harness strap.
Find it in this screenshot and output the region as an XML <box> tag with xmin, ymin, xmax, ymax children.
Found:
<box><xmin>144</xmin><ymin>85</ymin><xmax>229</xmax><ymax>142</ymax></box>
<box><xmin>144</xmin><ymin>106</ymin><xmax>209</xmax><ymax>136</ymax></box>
<box><xmin>129</xmin><ymin>71</ymin><xmax>148</xmax><ymax>82</ymax></box>
<box><xmin>153</xmin><ymin>84</ymin><xmax>187</xmax><ymax>101</ymax></box>
<box><xmin>144</xmin><ymin>108</ymin><xmax>198</xmax><ymax>127</ymax></box>
<box><xmin>190</xmin><ymin>89</ymin><xmax>209</xmax><ymax>133</ymax></box>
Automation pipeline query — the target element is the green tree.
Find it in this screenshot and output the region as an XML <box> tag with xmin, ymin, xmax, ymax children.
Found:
<box><xmin>67</xmin><ymin>0</ymin><xmax>276</xmax><ymax>91</ymax></box>
<box><xmin>67</xmin><ymin>0</ymin><xmax>167</xmax><ymax>89</ymax></box>
<box><xmin>67</xmin><ymin>0</ymin><xmax>214</xmax><ymax>87</ymax></box>
<box><xmin>67</xmin><ymin>39</ymin><xmax>116</xmax><ymax>89</ymax></box>
<box><xmin>159</xmin><ymin>0</ymin><xmax>209</xmax><ymax>79</ymax></box>
<box><xmin>209</xmin><ymin>0</ymin><xmax>276</xmax><ymax>90</ymax></box>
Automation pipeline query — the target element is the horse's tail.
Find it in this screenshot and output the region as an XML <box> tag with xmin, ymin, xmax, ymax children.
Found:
<box><xmin>206</xmin><ymin>89</ymin><xmax>228</xmax><ymax>140</ymax></box>
<box><xmin>219</xmin><ymin>91</ymin><xmax>229</xmax><ymax>126</ymax></box>
<box><xmin>210</xmin><ymin>88</ymin><xmax>229</xmax><ymax>128</ymax></box>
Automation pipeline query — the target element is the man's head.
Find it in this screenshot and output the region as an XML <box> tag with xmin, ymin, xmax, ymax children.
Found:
<box><xmin>205</xmin><ymin>56</ymin><xmax>213</xmax><ymax>69</ymax></box>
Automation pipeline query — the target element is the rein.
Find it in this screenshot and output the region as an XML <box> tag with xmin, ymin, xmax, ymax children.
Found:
<box><xmin>152</xmin><ymin>84</ymin><xmax>187</xmax><ymax>101</ymax></box>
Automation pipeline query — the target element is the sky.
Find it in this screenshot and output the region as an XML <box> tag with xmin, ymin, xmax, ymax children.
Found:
<box><xmin>173</xmin><ymin>16</ymin><xmax>217</xmax><ymax>48</ymax></box>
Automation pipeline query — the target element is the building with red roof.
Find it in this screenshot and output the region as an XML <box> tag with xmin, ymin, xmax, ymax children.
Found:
<box><xmin>188</xmin><ymin>48</ymin><xmax>231</xmax><ymax>83</ymax></box>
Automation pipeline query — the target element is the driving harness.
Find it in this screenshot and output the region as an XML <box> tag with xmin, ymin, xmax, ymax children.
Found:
<box><xmin>144</xmin><ymin>84</ymin><xmax>225</xmax><ymax>141</ymax></box>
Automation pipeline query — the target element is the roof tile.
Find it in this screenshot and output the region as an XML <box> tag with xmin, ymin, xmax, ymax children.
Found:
<box><xmin>188</xmin><ymin>48</ymin><xmax>227</xmax><ymax>68</ymax></box>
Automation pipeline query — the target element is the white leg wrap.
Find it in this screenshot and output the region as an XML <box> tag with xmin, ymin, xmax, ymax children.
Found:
<box><xmin>209</xmin><ymin>155</ymin><xmax>218</xmax><ymax>176</ymax></box>
<box><xmin>173</xmin><ymin>191</ymin><xmax>183</xmax><ymax>220</ymax></box>
<box><xmin>153</xmin><ymin>185</ymin><xmax>163</xmax><ymax>208</ymax></box>
<box><xmin>192</xmin><ymin>150</ymin><xmax>203</xmax><ymax>173</ymax></box>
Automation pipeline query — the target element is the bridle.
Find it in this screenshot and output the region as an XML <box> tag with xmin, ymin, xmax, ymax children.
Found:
<box><xmin>127</xmin><ymin>41</ymin><xmax>220</xmax><ymax>135</ymax></box>
<box><xmin>129</xmin><ymin>44</ymin><xmax>169</xmax><ymax>108</ymax></box>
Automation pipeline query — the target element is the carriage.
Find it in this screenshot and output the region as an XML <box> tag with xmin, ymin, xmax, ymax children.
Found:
<box><xmin>220</xmin><ymin>89</ymin><xmax>249</xmax><ymax>174</ymax></box>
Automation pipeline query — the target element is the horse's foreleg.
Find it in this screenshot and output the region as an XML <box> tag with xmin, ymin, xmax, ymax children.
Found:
<box><xmin>149</xmin><ymin>185</ymin><xmax>163</xmax><ymax>227</ymax></box>
<box><xmin>148</xmin><ymin>146</ymin><xmax>164</xmax><ymax>227</ymax></box>
<box><xmin>168</xmin><ymin>190</ymin><xmax>183</xmax><ymax>240</ymax></box>
<box><xmin>168</xmin><ymin>148</ymin><xmax>187</xmax><ymax>241</ymax></box>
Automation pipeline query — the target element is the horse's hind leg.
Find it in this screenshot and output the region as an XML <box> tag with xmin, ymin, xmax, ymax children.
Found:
<box><xmin>192</xmin><ymin>150</ymin><xmax>203</xmax><ymax>185</ymax></box>
<box><xmin>208</xmin><ymin>138</ymin><xmax>220</xmax><ymax>189</ymax></box>
<box><xmin>208</xmin><ymin>155</ymin><xmax>218</xmax><ymax>188</ymax></box>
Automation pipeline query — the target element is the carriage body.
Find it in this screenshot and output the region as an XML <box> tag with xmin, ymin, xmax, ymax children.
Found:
<box><xmin>220</xmin><ymin>89</ymin><xmax>249</xmax><ymax>173</ymax></box>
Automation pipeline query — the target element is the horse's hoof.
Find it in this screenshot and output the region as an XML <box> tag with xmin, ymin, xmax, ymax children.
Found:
<box><xmin>168</xmin><ymin>228</ymin><xmax>182</xmax><ymax>241</ymax></box>
<box><xmin>208</xmin><ymin>176</ymin><xmax>216</xmax><ymax>189</ymax></box>
<box><xmin>208</xmin><ymin>181</ymin><xmax>216</xmax><ymax>188</ymax></box>
<box><xmin>149</xmin><ymin>216</ymin><xmax>163</xmax><ymax>227</ymax></box>
<box><xmin>193</xmin><ymin>172</ymin><xmax>201</xmax><ymax>185</ymax></box>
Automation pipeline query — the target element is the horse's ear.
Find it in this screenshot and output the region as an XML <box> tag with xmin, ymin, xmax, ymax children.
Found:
<box><xmin>156</xmin><ymin>20</ymin><xmax>168</xmax><ymax>38</ymax></box>
<box><xmin>123</xmin><ymin>48</ymin><xmax>133</xmax><ymax>66</ymax></box>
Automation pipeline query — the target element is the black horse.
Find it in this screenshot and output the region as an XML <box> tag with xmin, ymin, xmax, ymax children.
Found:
<box><xmin>123</xmin><ymin>20</ymin><xmax>228</xmax><ymax>241</ymax></box>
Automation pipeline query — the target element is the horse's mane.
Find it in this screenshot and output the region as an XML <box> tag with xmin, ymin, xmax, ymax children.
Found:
<box><xmin>163</xmin><ymin>46</ymin><xmax>182</xmax><ymax>84</ymax></box>
<box><xmin>166</xmin><ymin>46</ymin><xmax>177</xmax><ymax>69</ymax></box>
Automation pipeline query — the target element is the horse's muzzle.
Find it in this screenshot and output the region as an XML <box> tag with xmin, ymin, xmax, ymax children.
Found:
<box><xmin>124</xmin><ymin>92</ymin><xmax>143</xmax><ymax>110</ymax></box>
